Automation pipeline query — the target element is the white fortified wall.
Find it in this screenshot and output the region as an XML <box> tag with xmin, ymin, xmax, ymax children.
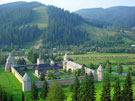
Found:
<box><xmin>11</xmin><ymin>66</ymin><xmax>23</xmax><ymax>83</ymax></box>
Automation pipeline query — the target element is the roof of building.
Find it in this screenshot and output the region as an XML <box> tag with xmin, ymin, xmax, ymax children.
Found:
<box><xmin>66</xmin><ymin>61</ymin><xmax>96</xmax><ymax>74</ymax></box>
<box><xmin>97</xmin><ymin>65</ymin><xmax>104</xmax><ymax>72</ymax></box>
<box><xmin>35</xmin><ymin>62</ymin><xmax>61</xmax><ymax>70</ymax></box>
<box><xmin>23</xmin><ymin>73</ymin><xmax>31</xmax><ymax>81</ymax></box>
<box><xmin>66</xmin><ymin>61</ymin><xmax>82</xmax><ymax>69</ymax></box>
<box><xmin>84</xmin><ymin>67</ymin><xmax>96</xmax><ymax>74</ymax></box>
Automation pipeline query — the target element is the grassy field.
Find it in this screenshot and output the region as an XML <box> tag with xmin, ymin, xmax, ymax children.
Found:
<box><xmin>19</xmin><ymin>70</ymin><xmax>39</xmax><ymax>82</ymax></box>
<box><xmin>0</xmin><ymin>67</ymin><xmax>135</xmax><ymax>101</ymax></box>
<box><xmin>0</xmin><ymin>67</ymin><xmax>22</xmax><ymax>101</ymax></box>
<box><xmin>70</xmin><ymin>53</ymin><xmax>135</xmax><ymax>59</ymax></box>
<box><xmin>24</xmin><ymin>6</ymin><xmax>48</xmax><ymax>29</ymax></box>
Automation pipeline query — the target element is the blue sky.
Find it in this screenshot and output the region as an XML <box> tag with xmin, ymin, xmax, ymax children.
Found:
<box><xmin>0</xmin><ymin>0</ymin><xmax>135</xmax><ymax>11</ymax></box>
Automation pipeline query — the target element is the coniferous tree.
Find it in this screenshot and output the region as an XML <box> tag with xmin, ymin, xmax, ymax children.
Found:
<box><xmin>100</xmin><ymin>75</ymin><xmax>111</xmax><ymax>101</ymax></box>
<box><xmin>47</xmin><ymin>80</ymin><xmax>65</xmax><ymax>101</ymax></box>
<box><xmin>117</xmin><ymin>63</ymin><xmax>123</xmax><ymax>74</ymax></box>
<box><xmin>2</xmin><ymin>91</ymin><xmax>7</xmax><ymax>101</ymax></box>
<box><xmin>31</xmin><ymin>83</ymin><xmax>38</xmax><ymax>100</ymax></box>
<box><xmin>113</xmin><ymin>78</ymin><xmax>121</xmax><ymax>101</ymax></box>
<box><xmin>122</xmin><ymin>71</ymin><xmax>133</xmax><ymax>101</ymax></box>
<box><xmin>81</xmin><ymin>73</ymin><xmax>96</xmax><ymax>101</ymax></box>
<box><xmin>41</xmin><ymin>79</ymin><xmax>48</xmax><ymax>100</ymax></box>
<box><xmin>21</xmin><ymin>91</ymin><xmax>25</xmax><ymax>101</ymax></box>
<box><xmin>39</xmin><ymin>72</ymin><xmax>45</xmax><ymax>81</ymax></box>
<box><xmin>0</xmin><ymin>86</ymin><xmax>2</xmax><ymax>101</ymax></box>
<box><xmin>72</xmin><ymin>76</ymin><xmax>80</xmax><ymax>101</ymax></box>
<box><xmin>9</xmin><ymin>96</ymin><xmax>13</xmax><ymax>101</ymax></box>
<box><xmin>80</xmin><ymin>67</ymin><xmax>85</xmax><ymax>76</ymax></box>
<box><xmin>105</xmin><ymin>63</ymin><xmax>112</xmax><ymax>73</ymax></box>
<box><xmin>89</xmin><ymin>72</ymin><xmax>96</xmax><ymax>101</ymax></box>
<box><xmin>81</xmin><ymin>73</ymin><xmax>89</xmax><ymax>101</ymax></box>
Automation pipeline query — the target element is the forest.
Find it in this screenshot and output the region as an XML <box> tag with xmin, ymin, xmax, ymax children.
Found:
<box><xmin>0</xmin><ymin>2</ymin><xmax>135</xmax><ymax>53</ymax></box>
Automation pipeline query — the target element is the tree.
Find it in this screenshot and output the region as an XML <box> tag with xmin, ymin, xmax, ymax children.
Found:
<box><xmin>41</xmin><ymin>79</ymin><xmax>48</xmax><ymax>100</ymax></box>
<box><xmin>47</xmin><ymin>80</ymin><xmax>65</xmax><ymax>101</ymax></box>
<box><xmin>88</xmin><ymin>72</ymin><xmax>96</xmax><ymax>101</ymax></box>
<box><xmin>39</xmin><ymin>72</ymin><xmax>45</xmax><ymax>81</ymax></box>
<box><xmin>88</xmin><ymin>63</ymin><xmax>95</xmax><ymax>69</ymax></box>
<box><xmin>17</xmin><ymin>58</ymin><xmax>26</xmax><ymax>65</ymax></box>
<box><xmin>113</xmin><ymin>78</ymin><xmax>121</xmax><ymax>101</ymax></box>
<box><xmin>81</xmin><ymin>73</ymin><xmax>96</xmax><ymax>101</ymax></box>
<box><xmin>46</xmin><ymin>70</ymin><xmax>55</xmax><ymax>80</ymax></box>
<box><xmin>2</xmin><ymin>91</ymin><xmax>7</xmax><ymax>101</ymax></box>
<box><xmin>122</xmin><ymin>71</ymin><xmax>133</xmax><ymax>101</ymax></box>
<box><xmin>9</xmin><ymin>96</ymin><xmax>13</xmax><ymax>101</ymax></box>
<box><xmin>72</xmin><ymin>76</ymin><xmax>80</xmax><ymax>101</ymax></box>
<box><xmin>21</xmin><ymin>91</ymin><xmax>25</xmax><ymax>101</ymax></box>
<box><xmin>100</xmin><ymin>75</ymin><xmax>111</xmax><ymax>101</ymax></box>
<box><xmin>117</xmin><ymin>63</ymin><xmax>123</xmax><ymax>74</ymax></box>
<box><xmin>0</xmin><ymin>86</ymin><xmax>2</xmax><ymax>101</ymax></box>
<box><xmin>80</xmin><ymin>67</ymin><xmax>85</xmax><ymax>76</ymax></box>
<box><xmin>105</xmin><ymin>62</ymin><xmax>112</xmax><ymax>73</ymax></box>
<box><xmin>31</xmin><ymin>83</ymin><xmax>38</xmax><ymax>100</ymax></box>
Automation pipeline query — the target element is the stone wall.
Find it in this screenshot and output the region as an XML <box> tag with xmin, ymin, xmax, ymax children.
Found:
<box><xmin>35</xmin><ymin>76</ymin><xmax>84</xmax><ymax>88</ymax></box>
<box><xmin>11</xmin><ymin>66</ymin><xmax>23</xmax><ymax>83</ymax></box>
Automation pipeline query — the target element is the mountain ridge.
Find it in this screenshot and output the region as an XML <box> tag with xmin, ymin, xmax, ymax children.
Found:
<box><xmin>75</xmin><ymin>6</ymin><xmax>135</xmax><ymax>29</ymax></box>
<box><xmin>0</xmin><ymin>2</ymin><xmax>135</xmax><ymax>50</ymax></box>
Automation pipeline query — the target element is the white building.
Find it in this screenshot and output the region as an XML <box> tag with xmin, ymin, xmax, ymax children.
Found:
<box><xmin>63</xmin><ymin>53</ymin><xmax>104</xmax><ymax>81</ymax></box>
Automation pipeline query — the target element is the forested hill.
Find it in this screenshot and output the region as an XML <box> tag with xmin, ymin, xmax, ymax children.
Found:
<box><xmin>0</xmin><ymin>2</ymin><xmax>135</xmax><ymax>50</ymax></box>
<box><xmin>75</xmin><ymin>6</ymin><xmax>135</xmax><ymax>29</ymax></box>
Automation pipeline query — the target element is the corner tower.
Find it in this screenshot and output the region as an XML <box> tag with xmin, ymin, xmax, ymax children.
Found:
<box><xmin>5</xmin><ymin>54</ymin><xmax>14</xmax><ymax>72</ymax></box>
<box><xmin>97</xmin><ymin>65</ymin><xmax>104</xmax><ymax>81</ymax></box>
<box><xmin>22</xmin><ymin>73</ymin><xmax>31</xmax><ymax>92</ymax></box>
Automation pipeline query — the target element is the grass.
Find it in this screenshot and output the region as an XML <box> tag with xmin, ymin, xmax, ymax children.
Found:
<box><xmin>69</xmin><ymin>53</ymin><xmax>135</xmax><ymax>59</ymax></box>
<box><xmin>31</xmin><ymin>6</ymin><xmax>48</xmax><ymax>29</ymax></box>
<box><xmin>0</xmin><ymin>67</ymin><xmax>22</xmax><ymax>101</ymax></box>
<box><xmin>19</xmin><ymin>70</ymin><xmax>39</xmax><ymax>82</ymax></box>
<box><xmin>0</xmin><ymin>67</ymin><xmax>135</xmax><ymax>101</ymax></box>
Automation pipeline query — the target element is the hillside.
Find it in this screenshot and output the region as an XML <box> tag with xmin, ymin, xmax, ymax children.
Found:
<box><xmin>75</xmin><ymin>6</ymin><xmax>135</xmax><ymax>29</ymax></box>
<box><xmin>0</xmin><ymin>2</ymin><xmax>135</xmax><ymax>51</ymax></box>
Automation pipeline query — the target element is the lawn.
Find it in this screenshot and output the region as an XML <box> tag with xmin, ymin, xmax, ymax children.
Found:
<box><xmin>0</xmin><ymin>67</ymin><xmax>22</xmax><ymax>101</ymax></box>
<box><xmin>19</xmin><ymin>70</ymin><xmax>39</xmax><ymax>82</ymax></box>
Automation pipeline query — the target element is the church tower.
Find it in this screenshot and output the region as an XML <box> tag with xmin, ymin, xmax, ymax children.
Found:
<box><xmin>5</xmin><ymin>54</ymin><xmax>15</xmax><ymax>72</ymax></box>
<box><xmin>63</xmin><ymin>53</ymin><xmax>69</xmax><ymax>70</ymax></box>
<box><xmin>64</xmin><ymin>53</ymin><xmax>69</xmax><ymax>61</ymax></box>
<box><xmin>97</xmin><ymin>65</ymin><xmax>104</xmax><ymax>81</ymax></box>
<box><xmin>37</xmin><ymin>53</ymin><xmax>44</xmax><ymax>64</ymax></box>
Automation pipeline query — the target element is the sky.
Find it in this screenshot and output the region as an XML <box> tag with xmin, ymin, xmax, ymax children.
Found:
<box><xmin>0</xmin><ymin>0</ymin><xmax>135</xmax><ymax>12</ymax></box>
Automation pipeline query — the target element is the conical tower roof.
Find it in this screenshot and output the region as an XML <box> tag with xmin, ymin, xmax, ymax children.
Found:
<box><xmin>97</xmin><ymin>65</ymin><xmax>104</xmax><ymax>72</ymax></box>
<box><xmin>64</xmin><ymin>53</ymin><xmax>69</xmax><ymax>60</ymax></box>
<box><xmin>23</xmin><ymin>73</ymin><xmax>31</xmax><ymax>81</ymax></box>
<box><xmin>7</xmin><ymin>54</ymin><xmax>14</xmax><ymax>60</ymax></box>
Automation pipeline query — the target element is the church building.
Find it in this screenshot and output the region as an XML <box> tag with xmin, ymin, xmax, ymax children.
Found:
<box><xmin>63</xmin><ymin>53</ymin><xmax>104</xmax><ymax>81</ymax></box>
